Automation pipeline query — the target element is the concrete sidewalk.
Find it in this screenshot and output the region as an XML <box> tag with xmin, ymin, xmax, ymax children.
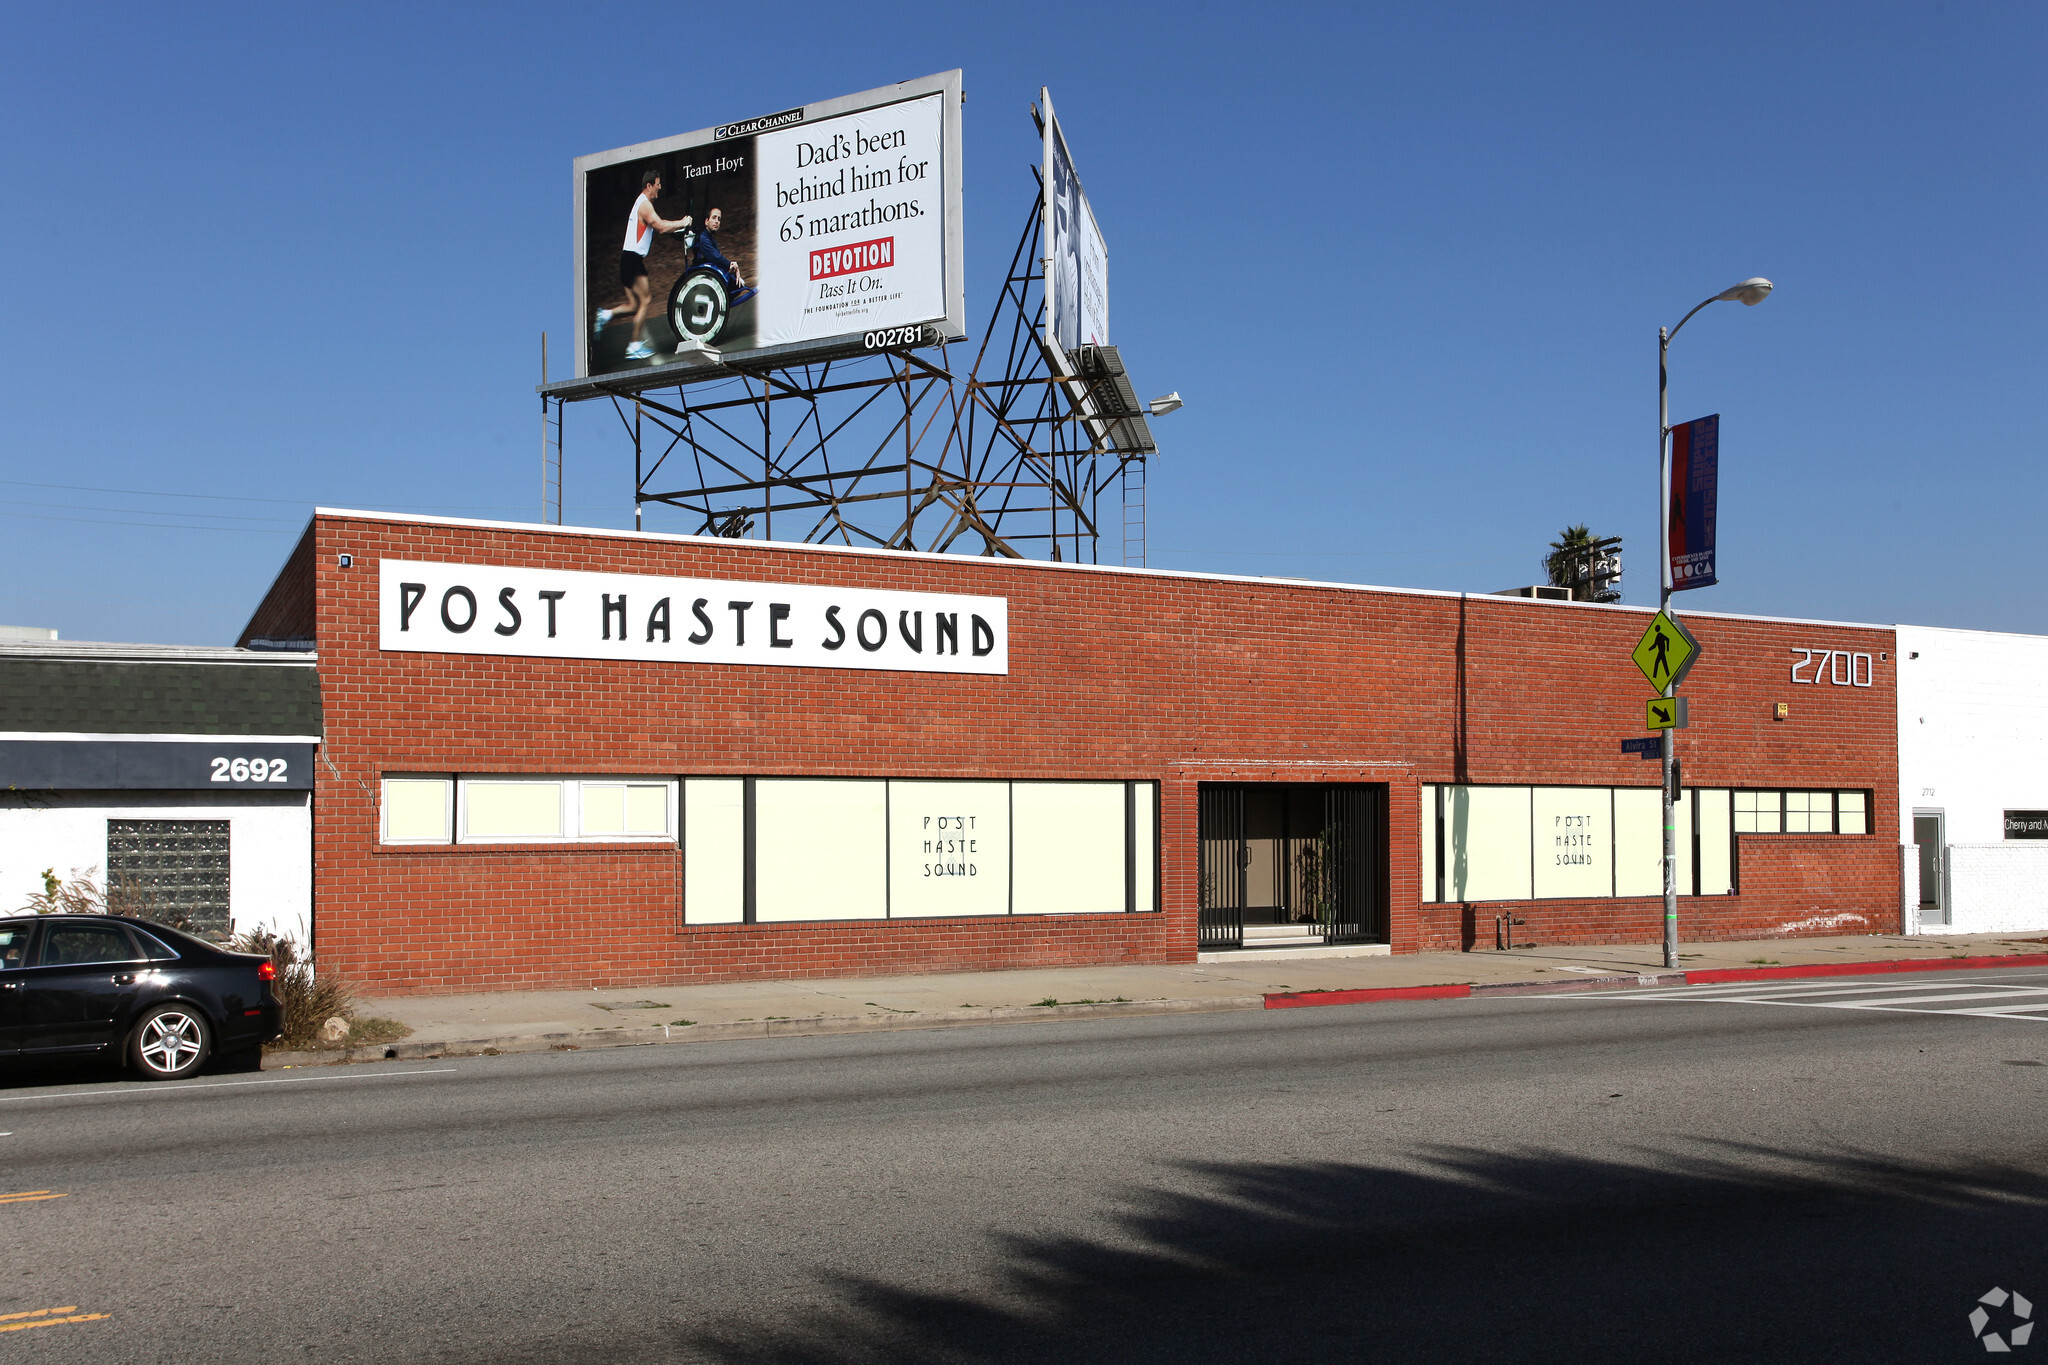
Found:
<box><xmin>263</xmin><ymin>930</ymin><xmax>2048</xmax><ymax>1068</ymax></box>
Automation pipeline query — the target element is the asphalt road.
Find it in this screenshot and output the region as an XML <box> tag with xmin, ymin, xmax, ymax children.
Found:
<box><xmin>4</xmin><ymin>967</ymin><xmax>2047</xmax><ymax>1363</ymax></box>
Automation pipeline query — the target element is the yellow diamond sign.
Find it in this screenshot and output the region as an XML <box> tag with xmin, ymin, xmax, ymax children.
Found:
<box><xmin>1632</xmin><ymin>610</ymin><xmax>1701</xmax><ymax>691</ymax></box>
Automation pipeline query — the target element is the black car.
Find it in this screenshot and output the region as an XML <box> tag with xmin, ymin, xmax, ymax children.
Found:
<box><xmin>0</xmin><ymin>914</ymin><xmax>282</xmax><ymax>1080</ymax></box>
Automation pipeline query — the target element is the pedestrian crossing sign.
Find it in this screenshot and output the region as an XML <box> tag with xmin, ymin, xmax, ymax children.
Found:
<box><xmin>1632</xmin><ymin>610</ymin><xmax>1701</xmax><ymax>691</ymax></box>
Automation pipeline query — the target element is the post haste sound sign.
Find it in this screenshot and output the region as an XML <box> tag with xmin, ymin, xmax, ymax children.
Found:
<box><xmin>379</xmin><ymin>560</ymin><xmax>1007</xmax><ymax>676</ymax></box>
<box><xmin>1669</xmin><ymin>413</ymin><xmax>1719</xmax><ymax>591</ymax></box>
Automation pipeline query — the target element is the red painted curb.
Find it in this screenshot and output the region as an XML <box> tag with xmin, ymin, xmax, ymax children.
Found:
<box><xmin>1265</xmin><ymin>984</ymin><xmax>1471</xmax><ymax>1009</ymax></box>
<box><xmin>1687</xmin><ymin>952</ymin><xmax>2048</xmax><ymax>985</ymax></box>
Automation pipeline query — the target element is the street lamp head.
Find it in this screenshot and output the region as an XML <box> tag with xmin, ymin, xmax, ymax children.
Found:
<box><xmin>1717</xmin><ymin>277</ymin><xmax>1774</xmax><ymax>306</ymax></box>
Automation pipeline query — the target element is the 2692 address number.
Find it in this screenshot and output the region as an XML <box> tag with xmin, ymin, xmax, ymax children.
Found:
<box><xmin>210</xmin><ymin>756</ymin><xmax>291</xmax><ymax>783</ymax></box>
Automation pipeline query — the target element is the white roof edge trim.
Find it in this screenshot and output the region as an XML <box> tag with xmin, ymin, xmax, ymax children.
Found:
<box><xmin>0</xmin><ymin>733</ymin><xmax>322</xmax><ymax>744</ymax></box>
<box><xmin>312</xmin><ymin>507</ymin><xmax>1899</xmax><ymax>635</ymax></box>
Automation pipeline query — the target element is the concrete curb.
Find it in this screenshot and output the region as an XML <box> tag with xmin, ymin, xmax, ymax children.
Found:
<box><xmin>261</xmin><ymin>951</ymin><xmax>2048</xmax><ymax>1068</ymax></box>
<box><xmin>1260</xmin><ymin>952</ymin><xmax>2048</xmax><ymax>1011</ymax></box>
<box><xmin>261</xmin><ymin>993</ymin><xmax>1269</xmax><ymax>1068</ymax></box>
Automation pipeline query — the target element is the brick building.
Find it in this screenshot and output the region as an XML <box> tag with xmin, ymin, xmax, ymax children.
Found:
<box><xmin>240</xmin><ymin>509</ymin><xmax>1901</xmax><ymax>994</ymax></box>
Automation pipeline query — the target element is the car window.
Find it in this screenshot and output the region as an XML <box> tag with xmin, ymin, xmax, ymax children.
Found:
<box><xmin>129</xmin><ymin>927</ymin><xmax>182</xmax><ymax>961</ymax></box>
<box><xmin>0</xmin><ymin>926</ymin><xmax>29</xmax><ymax>971</ymax></box>
<box><xmin>37</xmin><ymin>923</ymin><xmax>145</xmax><ymax>968</ymax></box>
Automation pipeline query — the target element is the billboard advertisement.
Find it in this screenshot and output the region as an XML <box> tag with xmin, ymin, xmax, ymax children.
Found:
<box><xmin>1040</xmin><ymin>87</ymin><xmax>1108</xmax><ymax>368</ymax></box>
<box><xmin>574</xmin><ymin>72</ymin><xmax>965</xmax><ymax>381</ymax></box>
<box><xmin>1668</xmin><ymin>413</ymin><xmax>1720</xmax><ymax>591</ymax></box>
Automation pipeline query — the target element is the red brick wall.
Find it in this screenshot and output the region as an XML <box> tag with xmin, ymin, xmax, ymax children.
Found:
<box><xmin>239</xmin><ymin>525</ymin><xmax>316</xmax><ymax>645</ymax></box>
<box><xmin>303</xmin><ymin>513</ymin><xmax>1900</xmax><ymax>992</ymax></box>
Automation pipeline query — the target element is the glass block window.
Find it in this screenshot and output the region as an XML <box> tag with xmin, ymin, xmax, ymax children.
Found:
<box><xmin>106</xmin><ymin>819</ymin><xmax>231</xmax><ymax>935</ymax></box>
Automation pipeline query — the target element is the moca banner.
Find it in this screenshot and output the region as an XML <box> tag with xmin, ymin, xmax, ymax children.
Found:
<box><xmin>1668</xmin><ymin>413</ymin><xmax>1720</xmax><ymax>590</ymax></box>
<box><xmin>378</xmin><ymin>560</ymin><xmax>1007</xmax><ymax>676</ymax></box>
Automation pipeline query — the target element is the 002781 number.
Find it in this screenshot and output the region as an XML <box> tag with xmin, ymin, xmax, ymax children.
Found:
<box><xmin>210</xmin><ymin>756</ymin><xmax>290</xmax><ymax>783</ymax></box>
<box><xmin>863</xmin><ymin>325</ymin><xmax>929</xmax><ymax>351</ymax></box>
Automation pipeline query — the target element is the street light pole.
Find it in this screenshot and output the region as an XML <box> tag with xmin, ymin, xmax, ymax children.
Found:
<box><xmin>1657</xmin><ymin>278</ymin><xmax>1772</xmax><ymax>970</ymax></box>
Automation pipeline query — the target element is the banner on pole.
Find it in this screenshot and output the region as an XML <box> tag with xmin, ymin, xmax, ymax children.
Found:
<box><xmin>1668</xmin><ymin>413</ymin><xmax>1719</xmax><ymax>590</ymax></box>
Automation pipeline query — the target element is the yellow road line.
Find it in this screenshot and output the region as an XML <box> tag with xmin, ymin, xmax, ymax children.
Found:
<box><xmin>0</xmin><ymin>1312</ymin><xmax>110</xmax><ymax>1333</ymax></box>
<box><xmin>0</xmin><ymin>1307</ymin><xmax>77</xmax><ymax>1322</ymax></box>
<box><xmin>0</xmin><ymin>1191</ymin><xmax>65</xmax><ymax>1204</ymax></box>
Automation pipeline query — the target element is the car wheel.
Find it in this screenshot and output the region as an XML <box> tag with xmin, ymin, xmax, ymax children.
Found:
<box><xmin>130</xmin><ymin>1004</ymin><xmax>212</xmax><ymax>1080</ymax></box>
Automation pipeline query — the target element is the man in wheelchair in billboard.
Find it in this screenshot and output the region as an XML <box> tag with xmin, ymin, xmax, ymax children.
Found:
<box><xmin>666</xmin><ymin>207</ymin><xmax>757</xmax><ymax>351</ymax></box>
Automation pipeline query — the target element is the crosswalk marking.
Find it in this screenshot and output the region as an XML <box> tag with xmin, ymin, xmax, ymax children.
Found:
<box><xmin>1560</xmin><ymin>978</ymin><xmax>2048</xmax><ymax>1024</ymax></box>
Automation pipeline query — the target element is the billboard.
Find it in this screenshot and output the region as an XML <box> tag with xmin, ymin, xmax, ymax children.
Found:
<box><xmin>1668</xmin><ymin>413</ymin><xmax>1720</xmax><ymax>591</ymax></box>
<box><xmin>574</xmin><ymin>72</ymin><xmax>965</xmax><ymax>381</ymax></box>
<box><xmin>1040</xmin><ymin>87</ymin><xmax>1108</xmax><ymax>368</ymax></box>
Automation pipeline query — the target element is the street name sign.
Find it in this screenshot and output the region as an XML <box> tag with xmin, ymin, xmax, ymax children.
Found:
<box><xmin>1646</xmin><ymin>697</ymin><xmax>1690</xmax><ymax>730</ymax></box>
<box><xmin>1632</xmin><ymin>610</ymin><xmax>1701</xmax><ymax>691</ymax></box>
<box><xmin>1621</xmin><ymin>737</ymin><xmax>1661</xmax><ymax>759</ymax></box>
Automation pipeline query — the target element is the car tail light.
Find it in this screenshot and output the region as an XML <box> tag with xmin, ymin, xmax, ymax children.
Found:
<box><xmin>258</xmin><ymin>960</ymin><xmax>277</xmax><ymax>981</ymax></box>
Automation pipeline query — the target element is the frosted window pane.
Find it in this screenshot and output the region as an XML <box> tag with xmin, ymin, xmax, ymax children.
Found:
<box><xmin>582</xmin><ymin>785</ymin><xmax>625</xmax><ymax>835</ymax></box>
<box><xmin>1445</xmin><ymin>786</ymin><xmax>1532</xmax><ymax>902</ymax></box>
<box><xmin>1734</xmin><ymin>791</ymin><xmax>1758</xmax><ymax>813</ymax></box>
<box><xmin>754</xmin><ymin>780</ymin><xmax>887</xmax><ymax>922</ymax></box>
<box><xmin>1532</xmin><ymin>788</ymin><xmax>1612</xmax><ymax>899</ymax></box>
<box><xmin>1837</xmin><ymin>792</ymin><xmax>1866</xmax><ymax>836</ymax></box>
<box><xmin>383</xmin><ymin>779</ymin><xmax>450</xmax><ymax>842</ymax></box>
<box><xmin>1013</xmin><ymin>782</ymin><xmax>1127</xmax><ymax>915</ymax></box>
<box><xmin>1614</xmin><ymin>788</ymin><xmax>1663</xmax><ymax>896</ymax></box>
<box><xmin>1420</xmin><ymin>786</ymin><xmax>1438</xmax><ymax>899</ymax></box>
<box><xmin>1133</xmin><ymin>783</ymin><xmax>1156</xmax><ymax>912</ymax></box>
<box><xmin>626</xmin><ymin>785</ymin><xmax>669</xmax><ymax>835</ymax></box>
<box><xmin>464</xmin><ymin>782</ymin><xmax>562</xmax><ymax>838</ymax></box>
<box><xmin>683</xmin><ymin>779</ymin><xmax>744</xmax><ymax>924</ymax></box>
<box><xmin>888</xmin><ymin>780</ymin><xmax>1010</xmax><ymax>918</ymax></box>
<box><xmin>1697</xmin><ymin>790</ymin><xmax>1734</xmax><ymax>895</ymax></box>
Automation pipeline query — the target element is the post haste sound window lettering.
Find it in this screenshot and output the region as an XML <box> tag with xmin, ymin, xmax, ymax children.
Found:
<box><xmin>1422</xmin><ymin>785</ymin><xmax>1739</xmax><ymax>902</ymax></box>
<box><xmin>680</xmin><ymin>777</ymin><xmax>1157</xmax><ymax>925</ymax></box>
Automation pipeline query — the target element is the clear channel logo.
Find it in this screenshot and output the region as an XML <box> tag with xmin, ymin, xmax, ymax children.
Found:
<box><xmin>1971</xmin><ymin>1287</ymin><xmax>2034</xmax><ymax>1352</ymax></box>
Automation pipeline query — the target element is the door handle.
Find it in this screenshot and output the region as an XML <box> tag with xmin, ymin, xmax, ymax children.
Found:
<box><xmin>111</xmin><ymin>973</ymin><xmax>137</xmax><ymax>986</ymax></box>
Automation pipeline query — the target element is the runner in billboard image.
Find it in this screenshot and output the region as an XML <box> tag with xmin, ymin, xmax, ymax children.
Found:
<box><xmin>595</xmin><ymin>170</ymin><xmax>693</xmax><ymax>361</ymax></box>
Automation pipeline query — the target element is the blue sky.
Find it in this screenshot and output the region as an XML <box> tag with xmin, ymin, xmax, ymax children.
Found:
<box><xmin>1</xmin><ymin>1</ymin><xmax>2041</xmax><ymax>644</ymax></box>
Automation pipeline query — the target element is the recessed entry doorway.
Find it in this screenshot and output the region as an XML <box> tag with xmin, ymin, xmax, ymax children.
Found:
<box><xmin>1198</xmin><ymin>783</ymin><xmax>1389</xmax><ymax>950</ymax></box>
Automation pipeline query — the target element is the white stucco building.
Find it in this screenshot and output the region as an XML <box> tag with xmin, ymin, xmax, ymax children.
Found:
<box><xmin>1896</xmin><ymin>624</ymin><xmax>2048</xmax><ymax>934</ymax></box>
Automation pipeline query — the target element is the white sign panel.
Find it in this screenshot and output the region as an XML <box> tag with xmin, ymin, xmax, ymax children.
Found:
<box><xmin>1042</xmin><ymin>89</ymin><xmax>1108</xmax><ymax>359</ymax></box>
<box><xmin>379</xmin><ymin>560</ymin><xmax>1007</xmax><ymax>675</ymax></box>
<box><xmin>755</xmin><ymin>95</ymin><xmax>948</xmax><ymax>349</ymax></box>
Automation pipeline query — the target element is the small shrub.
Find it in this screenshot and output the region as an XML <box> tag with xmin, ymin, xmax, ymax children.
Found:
<box><xmin>226</xmin><ymin>929</ymin><xmax>380</xmax><ymax>1050</ymax></box>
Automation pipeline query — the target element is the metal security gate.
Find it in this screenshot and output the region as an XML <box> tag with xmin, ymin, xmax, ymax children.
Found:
<box><xmin>1199</xmin><ymin>783</ymin><xmax>1387</xmax><ymax>950</ymax></box>
<box><xmin>1198</xmin><ymin>786</ymin><xmax>1246</xmax><ymax>949</ymax></box>
<box><xmin>1321</xmin><ymin>785</ymin><xmax>1388</xmax><ymax>944</ymax></box>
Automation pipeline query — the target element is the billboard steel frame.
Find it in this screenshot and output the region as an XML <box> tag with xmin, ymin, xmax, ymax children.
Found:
<box><xmin>536</xmin><ymin>189</ymin><xmax>1151</xmax><ymax>564</ymax></box>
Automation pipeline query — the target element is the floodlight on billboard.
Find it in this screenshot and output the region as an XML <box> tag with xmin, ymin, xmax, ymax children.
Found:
<box><xmin>574</xmin><ymin>72</ymin><xmax>965</xmax><ymax>383</ymax></box>
<box><xmin>1040</xmin><ymin>87</ymin><xmax>1109</xmax><ymax>372</ymax></box>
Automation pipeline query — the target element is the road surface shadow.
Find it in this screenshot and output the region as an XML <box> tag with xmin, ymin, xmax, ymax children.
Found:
<box><xmin>656</xmin><ymin>1142</ymin><xmax>2047</xmax><ymax>1364</ymax></box>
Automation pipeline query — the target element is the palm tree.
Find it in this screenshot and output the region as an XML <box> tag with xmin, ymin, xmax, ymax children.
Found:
<box><xmin>1544</xmin><ymin>525</ymin><xmax>1599</xmax><ymax>594</ymax></box>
